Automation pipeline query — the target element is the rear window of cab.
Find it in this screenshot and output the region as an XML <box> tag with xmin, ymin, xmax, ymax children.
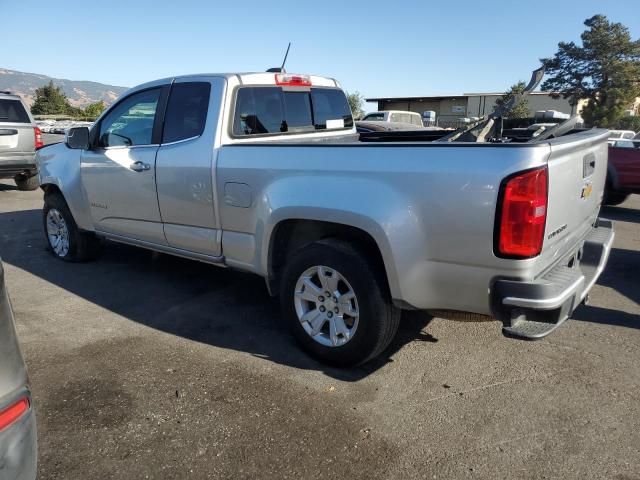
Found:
<box><xmin>233</xmin><ymin>87</ymin><xmax>353</xmax><ymax>136</ymax></box>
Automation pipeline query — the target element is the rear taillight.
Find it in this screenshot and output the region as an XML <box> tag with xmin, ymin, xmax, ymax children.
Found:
<box><xmin>275</xmin><ymin>73</ymin><xmax>312</xmax><ymax>87</ymax></box>
<box><xmin>34</xmin><ymin>126</ymin><xmax>44</xmax><ymax>150</ymax></box>
<box><xmin>0</xmin><ymin>397</ymin><xmax>29</xmax><ymax>432</ymax></box>
<box><xmin>496</xmin><ymin>167</ymin><xmax>548</xmax><ymax>258</ymax></box>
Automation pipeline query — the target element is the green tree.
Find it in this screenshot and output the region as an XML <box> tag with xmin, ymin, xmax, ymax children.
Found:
<box><xmin>346</xmin><ymin>91</ymin><xmax>365</xmax><ymax>120</ymax></box>
<box><xmin>615</xmin><ymin>115</ymin><xmax>640</xmax><ymax>132</ymax></box>
<box><xmin>495</xmin><ymin>81</ymin><xmax>530</xmax><ymax>118</ymax></box>
<box><xmin>31</xmin><ymin>80</ymin><xmax>70</xmax><ymax>115</ymax></box>
<box><xmin>541</xmin><ymin>15</ymin><xmax>640</xmax><ymax>127</ymax></box>
<box><xmin>84</xmin><ymin>101</ymin><xmax>106</xmax><ymax>119</ymax></box>
<box><xmin>65</xmin><ymin>105</ymin><xmax>84</xmax><ymax>117</ymax></box>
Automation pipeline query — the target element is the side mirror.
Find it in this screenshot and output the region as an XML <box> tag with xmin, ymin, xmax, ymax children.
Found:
<box><xmin>65</xmin><ymin>127</ymin><xmax>90</xmax><ymax>150</ymax></box>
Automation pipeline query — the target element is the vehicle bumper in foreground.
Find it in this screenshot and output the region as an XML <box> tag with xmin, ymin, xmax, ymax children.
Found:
<box><xmin>492</xmin><ymin>218</ymin><xmax>615</xmax><ymax>339</ymax></box>
<box><xmin>0</xmin><ymin>154</ymin><xmax>37</xmax><ymax>178</ymax></box>
<box><xmin>0</xmin><ymin>394</ymin><xmax>37</xmax><ymax>480</ymax></box>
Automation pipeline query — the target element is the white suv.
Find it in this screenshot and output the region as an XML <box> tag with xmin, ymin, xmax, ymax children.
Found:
<box><xmin>0</xmin><ymin>92</ymin><xmax>42</xmax><ymax>191</ymax></box>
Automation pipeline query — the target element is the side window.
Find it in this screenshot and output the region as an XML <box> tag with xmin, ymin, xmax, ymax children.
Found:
<box><xmin>162</xmin><ymin>82</ymin><xmax>211</xmax><ymax>143</ymax></box>
<box><xmin>98</xmin><ymin>89</ymin><xmax>160</xmax><ymax>148</ymax></box>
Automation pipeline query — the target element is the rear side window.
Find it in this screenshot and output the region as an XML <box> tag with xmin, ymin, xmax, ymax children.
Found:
<box><xmin>233</xmin><ymin>87</ymin><xmax>353</xmax><ymax>136</ymax></box>
<box><xmin>162</xmin><ymin>82</ymin><xmax>211</xmax><ymax>143</ymax></box>
<box><xmin>0</xmin><ymin>99</ymin><xmax>30</xmax><ymax>123</ymax></box>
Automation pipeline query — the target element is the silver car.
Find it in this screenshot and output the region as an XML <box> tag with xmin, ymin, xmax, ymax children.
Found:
<box><xmin>0</xmin><ymin>92</ymin><xmax>42</xmax><ymax>191</ymax></box>
<box><xmin>0</xmin><ymin>259</ymin><xmax>37</xmax><ymax>480</ymax></box>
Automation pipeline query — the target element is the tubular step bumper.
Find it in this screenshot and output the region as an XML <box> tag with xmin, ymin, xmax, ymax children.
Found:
<box><xmin>493</xmin><ymin>218</ymin><xmax>615</xmax><ymax>339</ymax></box>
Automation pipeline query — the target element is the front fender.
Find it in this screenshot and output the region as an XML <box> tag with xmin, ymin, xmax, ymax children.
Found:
<box><xmin>257</xmin><ymin>176</ymin><xmax>428</xmax><ymax>301</ymax></box>
<box><xmin>36</xmin><ymin>143</ymin><xmax>93</xmax><ymax>231</ymax></box>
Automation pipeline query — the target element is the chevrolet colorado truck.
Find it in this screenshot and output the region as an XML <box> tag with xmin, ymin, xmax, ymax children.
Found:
<box><xmin>35</xmin><ymin>71</ymin><xmax>614</xmax><ymax>366</ymax></box>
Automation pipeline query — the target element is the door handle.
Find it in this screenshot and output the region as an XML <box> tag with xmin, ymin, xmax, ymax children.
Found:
<box><xmin>130</xmin><ymin>161</ymin><xmax>150</xmax><ymax>172</ymax></box>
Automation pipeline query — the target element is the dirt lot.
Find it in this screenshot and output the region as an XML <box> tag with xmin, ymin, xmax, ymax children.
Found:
<box><xmin>0</xmin><ymin>180</ymin><xmax>639</xmax><ymax>480</ymax></box>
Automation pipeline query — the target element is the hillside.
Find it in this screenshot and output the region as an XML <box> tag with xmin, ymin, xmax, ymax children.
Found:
<box><xmin>0</xmin><ymin>68</ymin><xmax>128</xmax><ymax>108</ymax></box>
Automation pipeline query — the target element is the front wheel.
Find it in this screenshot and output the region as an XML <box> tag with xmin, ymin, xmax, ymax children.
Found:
<box><xmin>280</xmin><ymin>240</ymin><xmax>400</xmax><ymax>367</ymax></box>
<box><xmin>43</xmin><ymin>192</ymin><xmax>100</xmax><ymax>262</ymax></box>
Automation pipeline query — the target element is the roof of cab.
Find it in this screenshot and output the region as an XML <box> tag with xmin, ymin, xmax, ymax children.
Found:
<box><xmin>126</xmin><ymin>72</ymin><xmax>340</xmax><ymax>94</ymax></box>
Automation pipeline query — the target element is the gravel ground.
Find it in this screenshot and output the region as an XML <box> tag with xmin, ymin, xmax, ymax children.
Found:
<box><xmin>0</xmin><ymin>180</ymin><xmax>638</xmax><ymax>480</ymax></box>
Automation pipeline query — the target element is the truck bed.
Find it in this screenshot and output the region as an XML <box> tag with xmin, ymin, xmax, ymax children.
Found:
<box><xmin>218</xmin><ymin>129</ymin><xmax>610</xmax><ymax>315</ymax></box>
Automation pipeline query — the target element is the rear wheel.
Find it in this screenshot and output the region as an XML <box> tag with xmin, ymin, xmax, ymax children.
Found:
<box><xmin>14</xmin><ymin>174</ymin><xmax>39</xmax><ymax>191</ymax></box>
<box><xmin>43</xmin><ymin>192</ymin><xmax>100</xmax><ymax>262</ymax></box>
<box><xmin>280</xmin><ymin>240</ymin><xmax>400</xmax><ymax>367</ymax></box>
<box><xmin>603</xmin><ymin>180</ymin><xmax>629</xmax><ymax>206</ymax></box>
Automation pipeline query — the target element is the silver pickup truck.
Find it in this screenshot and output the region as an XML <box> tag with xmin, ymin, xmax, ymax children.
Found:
<box><xmin>36</xmin><ymin>71</ymin><xmax>614</xmax><ymax>366</ymax></box>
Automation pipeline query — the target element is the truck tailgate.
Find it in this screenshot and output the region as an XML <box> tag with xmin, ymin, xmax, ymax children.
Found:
<box><xmin>542</xmin><ymin>129</ymin><xmax>609</xmax><ymax>266</ymax></box>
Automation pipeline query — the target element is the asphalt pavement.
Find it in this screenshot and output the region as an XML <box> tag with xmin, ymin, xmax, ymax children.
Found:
<box><xmin>0</xmin><ymin>179</ymin><xmax>638</xmax><ymax>480</ymax></box>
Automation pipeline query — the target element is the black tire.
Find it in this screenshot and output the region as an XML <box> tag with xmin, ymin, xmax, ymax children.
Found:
<box><xmin>43</xmin><ymin>192</ymin><xmax>100</xmax><ymax>262</ymax></box>
<box><xmin>280</xmin><ymin>239</ymin><xmax>400</xmax><ymax>367</ymax></box>
<box><xmin>14</xmin><ymin>174</ymin><xmax>39</xmax><ymax>191</ymax></box>
<box><xmin>603</xmin><ymin>182</ymin><xmax>629</xmax><ymax>206</ymax></box>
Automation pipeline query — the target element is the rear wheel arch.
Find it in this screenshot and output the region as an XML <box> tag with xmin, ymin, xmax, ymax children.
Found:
<box><xmin>266</xmin><ymin>219</ymin><xmax>393</xmax><ymax>299</ymax></box>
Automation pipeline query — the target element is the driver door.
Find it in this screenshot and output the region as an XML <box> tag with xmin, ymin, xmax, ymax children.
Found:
<box><xmin>81</xmin><ymin>86</ymin><xmax>169</xmax><ymax>245</ymax></box>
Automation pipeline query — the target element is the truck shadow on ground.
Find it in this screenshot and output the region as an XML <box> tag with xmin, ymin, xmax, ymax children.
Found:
<box><xmin>571</xmin><ymin>245</ymin><xmax>640</xmax><ymax>328</ymax></box>
<box><xmin>0</xmin><ymin>183</ymin><xmax>18</xmax><ymax>192</ymax></box>
<box><xmin>0</xmin><ymin>209</ymin><xmax>436</xmax><ymax>381</ymax></box>
<box><xmin>601</xmin><ymin>205</ymin><xmax>640</xmax><ymax>225</ymax></box>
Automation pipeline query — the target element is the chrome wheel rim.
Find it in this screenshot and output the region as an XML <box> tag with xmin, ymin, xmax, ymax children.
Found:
<box><xmin>294</xmin><ymin>266</ymin><xmax>359</xmax><ymax>347</ymax></box>
<box><xmin>46</xmin><ymin>208</ymin><xmax>70</xmax><ymax>257</ymax></box>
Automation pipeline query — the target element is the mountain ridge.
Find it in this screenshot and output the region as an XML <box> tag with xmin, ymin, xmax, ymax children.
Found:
<box><xmin>0</xmin><ymin>68</ymin><xmax>128</xmax><ymax>108</ymax></box>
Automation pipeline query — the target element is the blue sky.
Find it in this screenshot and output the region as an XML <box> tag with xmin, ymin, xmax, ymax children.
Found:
<box><xmin>3</xmin><ymin>0</ymin><xmax>638</xmax><ymax>108</ymax></box>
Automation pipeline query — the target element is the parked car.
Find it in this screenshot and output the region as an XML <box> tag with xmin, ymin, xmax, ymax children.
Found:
<box><xmin>0</xmin><ymin>259</ymin><xmax>37</xmax><ymax>480</ymax></box>
<box><xmin>361</xmin><ymin>110</ymin><xmax>425</xmax><ymax>127</ymax></box>
<box><xmin>36</xmin><ymin>71</ymin><xmax>614</xmax><ymax>366</ymax></box>
<box><xmin>607</xmin><ymin>129</ymin><xmax>636</xmax><ymax>145</ymax></box>
<box><xmin>605</xmin><ymin>139</ymin><xmax>640</xmax><ymax>205</ymax></box>
<box><xmin>356</xmin><ymin>120</ymin><xmax>433</xmax><ymax>133</ymax></box>
<box><xmin>0</xmin><ymin>91</ymin><xmax>42</xmax><ymax>190</ymax></box>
